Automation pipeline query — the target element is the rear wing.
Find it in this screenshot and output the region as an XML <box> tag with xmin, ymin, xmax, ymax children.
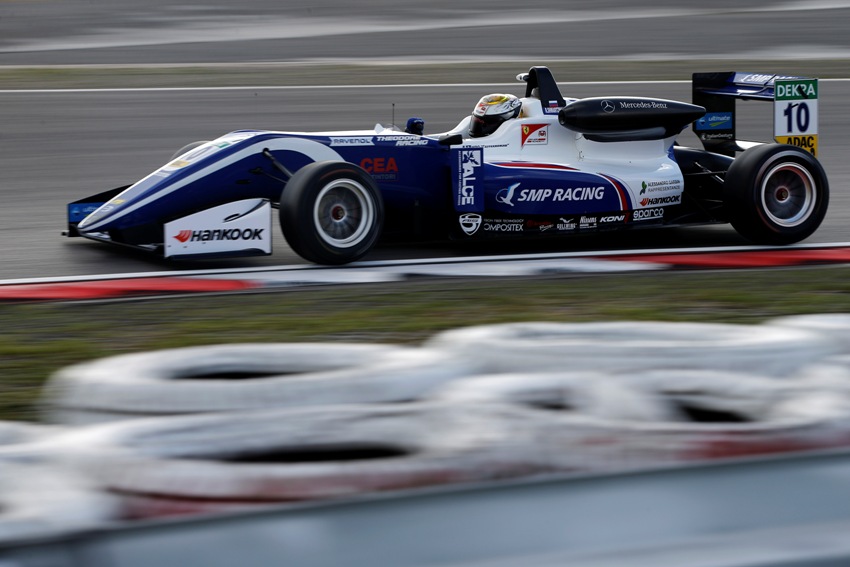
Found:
<box><xmin>692</xmin><ymin>72</ymin><xmax>819</xmax><ymax>157</ymax></box>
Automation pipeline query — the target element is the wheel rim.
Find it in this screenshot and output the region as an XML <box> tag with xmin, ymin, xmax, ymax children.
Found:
<box><xmin>760</xmin><ymin>161</ymin><xmax>816</xmax><ymax>227</ymax></box>
<box><xmin>313</xmin><ymin>178</ymin><xmax>375</xmax><ymax>248</ymax></box>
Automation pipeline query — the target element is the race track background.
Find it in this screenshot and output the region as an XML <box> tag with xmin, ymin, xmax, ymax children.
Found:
<box><xmin>1</xmin><ymin>0</ymin><xmax>849</xmax><ymax>280</ymax></box>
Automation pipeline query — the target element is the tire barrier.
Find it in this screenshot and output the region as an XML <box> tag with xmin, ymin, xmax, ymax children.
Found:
<box><xmin>59</xmin><ymin>403</ymin><xmax>546</xmax><ymax>520</ymax></box>
<box><xmin>0</xmin><ymin>420</ymin><xmax>56</xmax><ymax>446</ymax></box>
<box><xmin>0</xmin><ymin>429</ymin><xmax>120</xmax><ymax>542</ymax></box>
<box><xmin>427</xmin><ymin>369</ymin><xmax>850</xmax><ymax>471</ymax></box>
<box><xmin>429</xmin><ymin>372</ymin><xmax>674</xmax><ymax>422</ymax></box>
<box><xmin>768</xmin><ymin>314</ymin><xmax>850</xmax><ymax>352</ymax></box>
<box><xmin>41</xmin><ymin>343</ymin><xmax>480</xmax><ymax>425</ymax></box>
<box><xmin>21</xmin><ymin>314</ymin><xmax>850</xmax><ymax>529</ymax></box>
<box><xmin>425</xmin><ymin>321</ymin><xmax>838</xmax><ymax>376</ymax></box>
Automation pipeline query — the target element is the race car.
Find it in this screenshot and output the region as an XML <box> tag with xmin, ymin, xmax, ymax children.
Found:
<box><xmin>66</xmin><ymin>66</ymin><xmax>828</xmax><ymax>265</ymax></box>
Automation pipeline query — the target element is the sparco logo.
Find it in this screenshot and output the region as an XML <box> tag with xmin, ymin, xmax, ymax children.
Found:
<box><xmin>633</xmin><ymin>208</ymin><xmax>664</xmax><ymax>221</ymax></box>
<box><xmin>174</xmin><ymin>228</ymin><xmax>265</xmax><ymax>242</ymax></box>
<box><xmin>639</xmin><ymin>194</ymin><xmax>681</xmax><ymax>207</ymax></box>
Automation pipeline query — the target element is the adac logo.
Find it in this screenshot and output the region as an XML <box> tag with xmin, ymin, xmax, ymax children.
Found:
<box><xmin>174</xmin><ymin>230</ymin><xmax>192</xmax><ymax>243</ymax></box>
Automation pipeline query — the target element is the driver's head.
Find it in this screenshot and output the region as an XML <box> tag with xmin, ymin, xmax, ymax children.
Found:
<box><xmin>469</xmin><ymin>93</ymin><xmax>521</xmax><ymax>138</ymax></box>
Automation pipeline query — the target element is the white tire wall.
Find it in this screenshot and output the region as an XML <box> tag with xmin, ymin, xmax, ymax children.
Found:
<box><xmin>0</xmin><ymin>424</ymin><xmax>118</xmax><ymax>540</ymax></box>
<box><xmin>0</xmin><ymin>461</ymin><xmax>119</xmax><ymax>542</ymax></box>
<box><xmin>768</xmin><ymin>314</ymin><xmax>850</xmax><ymax>351</ymax></box>
<box><xmin>60</xmin><ymin>403</ymin><xmax>545</xmax><ymax>520</ymax></box>
<box><xmin>425</xmin><ymin>321</ymin><xmax>837</xmax><ymax>376</ymax></box>
<box><xmin>41</xmin><ymin>343</ymin><xmax>480</xmax><ymax>424</ymax></box>
<box><xmin>428</xmin><ymin>369</ymin><xmax>850</xmax><ymax>471</ymax></box>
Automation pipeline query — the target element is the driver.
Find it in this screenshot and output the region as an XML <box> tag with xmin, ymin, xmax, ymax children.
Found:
<box><xmin>468</xmin><ymin>93</ymin><xmax>522</xmax><ymax>138</ymax></box>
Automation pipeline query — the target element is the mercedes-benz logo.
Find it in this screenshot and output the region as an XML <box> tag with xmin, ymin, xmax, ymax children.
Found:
<box><xmin>601</xmin><ymin>100</ymin><xmax>615</xmax><ymax>113</ymax></box>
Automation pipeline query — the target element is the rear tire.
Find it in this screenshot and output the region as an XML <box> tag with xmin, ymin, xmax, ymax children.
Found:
<box><xmin>724</xmin><ymin>144</ymin><xmax>828</xmax><ymax>244</ymax></box>
<box><xmin>280</xmin><ymin>161</ymin><xmax>384</xmax><ymax>265</ymax></box>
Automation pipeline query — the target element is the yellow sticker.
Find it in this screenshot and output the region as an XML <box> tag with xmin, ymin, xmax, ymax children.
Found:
<box><xmin>775</xmin><ymin>135</ymin><xmax>818</xmax><ymax>157</ymax></box>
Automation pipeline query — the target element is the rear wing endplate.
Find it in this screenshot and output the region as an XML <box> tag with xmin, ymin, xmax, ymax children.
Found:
<box><xmin>692</xmin><ymin>72</ymin><xmax>819</xmax><ymax>157</ymax></box>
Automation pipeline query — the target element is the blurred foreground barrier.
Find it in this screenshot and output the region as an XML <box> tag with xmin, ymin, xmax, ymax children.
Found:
<box><xmin>769</xmin><ymin>313</ymin><xmax>850</xmax><ymax>351</ymax></box>
<box><xmin>428</xmin><ymin>369</ymin><xmax>850</xmax><ymax>470</ymax></box>
<box><xmin>425</xmin><ymin>321</ymin><xmax>838</xmax><ymax>376</ymax></box>
<box><xmin>56</xmin><ymin>403</ymin><xmax>545</xmax><ymax>520</ymax></box>
<box><xmin>41</xmin><ymin>343</ymin><xmax>478</xmax><ymax>424</ymax></box>
<box><xmin>0</xmin><ymin>422</ymin><xmax>118</xmax><ymax>540</ymax></box>
<box><xmin>0</xmin><ymin>460</ymin><xmax>119</xmax><ymax>542</ymax></box>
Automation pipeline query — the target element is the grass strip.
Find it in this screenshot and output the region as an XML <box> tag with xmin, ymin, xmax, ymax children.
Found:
<box><xmin>3</xmin><ymin>265</ymin><xmax>850</xmax><ymax>422</ymax></box>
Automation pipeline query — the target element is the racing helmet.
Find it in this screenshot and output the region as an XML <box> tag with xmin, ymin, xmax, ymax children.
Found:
<box><xmin>469</xmin><ymin>93</ymin><xmax>522</xmax><ymax>138</ymax></box>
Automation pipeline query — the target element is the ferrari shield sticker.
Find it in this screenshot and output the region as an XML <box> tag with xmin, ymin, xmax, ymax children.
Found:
<box><xmin>521</xmin><ymin>124</ymin><xmax>549</xmax><ymax>146</ymax></box>
<box><xmin>452</xmin><ymin>147</ymin><xmax>484</xmax><ymax>212</ymax></box>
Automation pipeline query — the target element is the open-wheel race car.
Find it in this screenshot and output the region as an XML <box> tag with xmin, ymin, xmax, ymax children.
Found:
<box><xmin>66</xmin><ymin>66</ymin><xmax>828</xmax><ymax>265</ymax></box>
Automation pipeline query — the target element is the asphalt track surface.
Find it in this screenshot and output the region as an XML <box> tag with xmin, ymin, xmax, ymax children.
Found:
<box><xmin>1</xmin><ymin>1</ymin><xmax>849</xmax><ymax>281</ymax></box>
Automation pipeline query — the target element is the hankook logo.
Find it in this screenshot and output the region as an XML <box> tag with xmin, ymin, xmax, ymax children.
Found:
<box><xmin>601</xmin><ymin>100</ymin><xmax>615</xmax><ymax>113</ymax></box>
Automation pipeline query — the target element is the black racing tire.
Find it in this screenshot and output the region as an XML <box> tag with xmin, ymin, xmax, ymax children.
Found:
<box><xmin>723</xmin><ymin>144</ymin><xmax>828</xmax><ymax>244</ymax></box>
<box><xmin>279</xmin><ymin>161</ymin><xmax>384</xmax><ymax>265</ymax></box>
<box><xmin>170</xmin><ymin>140</ymin><xmax>210</xmax><ymax>161</ymax></box>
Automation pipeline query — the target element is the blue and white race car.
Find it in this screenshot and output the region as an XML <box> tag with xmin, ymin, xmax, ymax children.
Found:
<box><xmin>66</xmin><ymin>66</ymin><xmax>828</xmax><ymax>265</ymax></box>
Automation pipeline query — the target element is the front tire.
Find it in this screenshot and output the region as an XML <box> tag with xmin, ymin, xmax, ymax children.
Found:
<box><xmin>724</xmin><ymin>144</ymin><xmax>828</xmax><ymax>244</ymax></box>
<box><xmin>280</xmin><ymin>161</ymin><xmax>384</xmax><ymax>265</ymax></box>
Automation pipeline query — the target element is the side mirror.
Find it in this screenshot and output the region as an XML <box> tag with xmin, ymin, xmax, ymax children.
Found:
<box><xmin>439</xmin><ymin>133</ymin><xmax>463</xmax><ymax>146</ymax></box>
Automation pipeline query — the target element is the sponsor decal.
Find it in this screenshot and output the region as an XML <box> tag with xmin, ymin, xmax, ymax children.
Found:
<box><xmin>601</xmin><ymin>100</ymin><xmax>615</xmax><ymax>113</ymax></box>
<box><xmin>483</xmin><ymin>218</ymin><xmax>524</xmax><ymax>232</ymax></box>
<box><xmin>329</xmin><ymin>137</ymin><xmax>374</xmax><ymax>146</ymax></box>
<box><xmin>495</xmin><ymin>182</ymin><xmax>520</xmax><ymax>206</ymax></box>
<box><xmin>557</xmin><ymin>217</ymin><xmax>577</xmax><ymax>231</ymax></box>
<box><xmin>599</xmin><ymin>214</ymin><xmax>626</xmax><ymax>223</ymax></box>
<box><xmin>741</xmin><ymin>74</ymin><xmax>797</xmax><ymax>85</ymax></box>
<box><xmin>376</xmin><ymin>135</ymin><xmax>429</xmax><ymax>146</ymax></box>
<box><xmin>454</xmin><ymin>148</ymin><xmax>483</xmax><ymax>211</ymax></box>
<box><xmin>459</xmin><ymin>213</ymin><xmax>482</xmax><ymax>235</ymax></box>
<box><xmin>360</xmin><ymin>157</ymin><xmax>399</xmax><ymax>180</ymax></box>
<box><xmin>516</xmin><ymin>186</ymin><xmax>605</xmax><ymax>204</ymax></box>
<box><xmin>360</xmin><ymin>157</ymin><xmax>397</xmax><ymax>173</ymax></box>
<box><xmin>775</xmin><ymin>135</ymin><xmax>817</xmax><ymax>154</ymax></box>
<box><xmin>700</xmin><ymin>132</ymin><xmax>735</xmax><ymax>141</ymax></box>
<box><xmin>525</xmin><ymin>219</ymin><xmax>554</xmax><ymax>232</ymax></box>
<box><xmin>633</xmin><ymin>207</ymin><xmax>664</xmax><ymax>221</ymax></box>
<box><xmin>619</xmin><ymin>100</ymin><xmax>668</xmax><ymax>110</ymax></box>
<box><xmin>696</xmin><ymin>113</ymin><xmax>733</xmax><ymax>131</ymax></box>
<box><xmin>579</xmin><ymin>216</ymin><xmax>597</xmax><ymax>229</ymax></box>
<box><xmin>68</xmin><ymin>203</ymin><xmax>101</xmax><ymax>223</ymax></box>
<box><xmin>639</xmin><ymin>194</ymin><xmax>681</xmax><ymax>207</ymax></box>
<box><xmin>164</xmin><ymin>198</ymin><xmax>272</xmax><ymax>258</ymax></box>
<box><xmin>521</xmin><ymin>124</ymin><xmax>549</xmax><ymax>147</ymax></box>
<box><xmin>173</xmin><ymin>228</ymin><xmax>265</xmax><ymax>243</ymax></box>
<box><xmin>775</xmin><ymin>81</ymin><xmax>817</xmax><ymax>100</ymax></box>
<box><xmin>640</xmin><ymin>179</ymin><xmax>682</xmax><ymax>194</ymax></box>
